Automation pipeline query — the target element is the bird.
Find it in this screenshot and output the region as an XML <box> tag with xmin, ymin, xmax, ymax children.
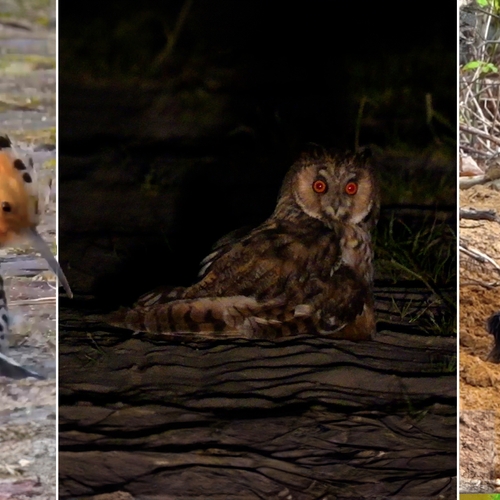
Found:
<box><xmin>486</xmin><ymin>311</ymin><xmax>500</xmax><ymax>363</ymax></box>
<box><xmin>0</xmin><ymin>135</ymin><xmax>72</xmax><ymax>358</ymax></box>
<box><xmin>107</xmin><ymin>147</ymin><xmax>379</xmax><ymax>340</ymax></box>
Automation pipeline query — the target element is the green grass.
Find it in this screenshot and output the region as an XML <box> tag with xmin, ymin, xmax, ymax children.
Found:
<box><xmin>374</xmin><ymin>213</ymin><xmax>456</xmax><ymax>335</ymax></box>
<box><xmin>460</xmin><ymin>496</ymin><xmax>500</xmax><ymax>500</ymax></box>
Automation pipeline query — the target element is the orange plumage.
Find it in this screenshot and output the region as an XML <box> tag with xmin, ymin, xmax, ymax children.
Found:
<box><xmin>0</xmin><ymin>136</ymin><xmax>72</xmax><ymax>297</ymax></box>
<box><xmin>0</xmin><ymin>149</ymin><xmax>36</xmax><ymax>244</ymax></box>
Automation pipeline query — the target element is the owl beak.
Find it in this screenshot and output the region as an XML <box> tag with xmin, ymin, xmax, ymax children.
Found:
<box><xmin>26</xmin><ymin>227</ymin><xmax>73</xmax><ymax>299</ymax></box>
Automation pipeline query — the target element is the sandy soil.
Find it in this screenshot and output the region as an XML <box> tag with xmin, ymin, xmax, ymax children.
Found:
<box><xmin>0</xmin><ymin>2</ymin><xmax>57</xmax><ymax>498</ymax></box>
<box><xmin>460</xmin><ymin>182</ymin><xmax>500</xmax><ymax>492</ymax></box>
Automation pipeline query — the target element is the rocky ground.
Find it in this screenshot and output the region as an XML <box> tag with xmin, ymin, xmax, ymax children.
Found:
<box><xmin>0</xmin><ymin>1</ymin><xmax>57</xmax><ymax>498</ymax></box>
<box><xmin>460</xmin><ymin>183</ymin><xmax>500</xmax><ymax>493</ymax></box>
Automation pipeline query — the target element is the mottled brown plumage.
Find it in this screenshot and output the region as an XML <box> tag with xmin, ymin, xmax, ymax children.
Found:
<box><xmin>108</xmin><ymin>147</ymin><xmax>379</xmax><ymax>340</ymax></box>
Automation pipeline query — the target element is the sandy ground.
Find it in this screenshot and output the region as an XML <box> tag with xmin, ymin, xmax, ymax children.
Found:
<box><xmin>460</xmin><ymin>182</ymin><xmax>500</xmax><ymax>492</ymax></box>
<box><xmin>0</xmin><ymin>3</ymin><xmax>57</xmax><ymax>498</ymax></box>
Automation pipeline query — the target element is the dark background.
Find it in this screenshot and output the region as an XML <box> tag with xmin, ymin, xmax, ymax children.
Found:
<box><xmin>58</xmin><ymin>1</ymin><xmax>457</xmax><ymax>305</ymax></box>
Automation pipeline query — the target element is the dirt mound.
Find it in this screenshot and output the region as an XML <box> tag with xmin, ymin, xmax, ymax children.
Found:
<box><xmin>460</xmin><ymin>183</ymin><xmax>500</xmax><ymax>490</ymax></box>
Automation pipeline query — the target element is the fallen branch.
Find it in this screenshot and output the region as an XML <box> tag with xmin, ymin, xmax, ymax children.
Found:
<box><xmin>460</xmin><ymin>208</ymin><xmax>500</xmax><ymax>222</ymax></box>
<box><xmin>460</xmin><ymin>279</ymin><xmax>500</xmax><ymax>289</ymax></box>
<box><xmin>460</xmin><ymin>244</ymin><xmax>500</xmax><ymax>273</ymax></box>
<box><xmin>460</xmin><ymin>123</ymin><xmax>500</xmax><ymax>147</ymax></box>
<box><xmin>9</xmin><ymin>297</ymin><xmax>56</xmax><ymax>307</ymax></box>
<box><xmin>460</xmin><ymin>174</ymin><xmax>488</xmax><ymax>189</ymax></box>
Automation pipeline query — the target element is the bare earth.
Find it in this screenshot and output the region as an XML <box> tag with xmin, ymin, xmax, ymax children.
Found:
<box><xmin>460</xmin><ymin>183</ymin><xmax>500</xmax><ymax>492</ymax></box>
<box><xmin>0</xmin><ymin>2</ymin><xmax>57</xmax><ymax>498</ymax></box>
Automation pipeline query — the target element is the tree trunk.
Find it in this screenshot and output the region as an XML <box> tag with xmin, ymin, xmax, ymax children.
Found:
<box><xmin>59</xmin><ymin>304</ymin><xmax>456</xmax><ymax>500</ymax></box>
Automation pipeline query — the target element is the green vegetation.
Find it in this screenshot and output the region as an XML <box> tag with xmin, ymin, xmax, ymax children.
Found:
<box><xmin>376</xmin><ymin>215</ymin><xmax>455</xmax><ymax>291</ymax></box>
<box><xmin>460</xmin><ymin>495</ymin><xmax>500</xmax><ymax>500</ymax></box>
<box><xmin>460</xmin><ymin>0</ymin><xmax>500</xmax><ymax>153</ymax></box>
<box><xmin>463</xmin><ymin>60</ymin><xmax>498</xmax><ymax>73</ymax></box>
<box><xmin>374</xmin><ymin>214</ymin><xmax>456</xmax><ymax>335</ymax></box>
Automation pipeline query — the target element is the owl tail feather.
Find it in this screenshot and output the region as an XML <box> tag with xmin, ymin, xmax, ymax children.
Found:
<box><xmin>106</xmin><ymin>295</ymin><xmax>293</xmax><ymax>340</ymax></box>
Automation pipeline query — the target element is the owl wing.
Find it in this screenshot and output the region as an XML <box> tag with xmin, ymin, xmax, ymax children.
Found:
<box><xmin>198</xmin><ymin>225</ymin><xmax>253</xmax><ymax>278</ymax></box>
<box><xmin>111</xmin><ymin>228</ymin><xmax>300</xmax><ymax>337</ymax></box>
<box><xmin>309</xmin><ymin>266</ymin><xmax>375</xmax><ymax>340</ymax></box>
<box><xmin>132</xmin><ymin>226</ymin><xmax>254</xmax><ymax>307</ymax></box>
<box><xmin>130</xmin><ymin>224</ymin><xmax>315</xmax><ymax>317</ymax></box>
<box><xmin>107</xmin><ymin>264</ymin><xmax>374</xmax><ymax>340</ymax></box>
<box><xmin>107</xmin><ymin>225</ymin><xmax>367</xmax><ymax>339</ymax></box>
<box><xmin>185</xmin><ymin>222</ymin><xmax>328</xmax><ymax>299</ymax></box>
<box><xmin>134</xmin><ymin>286</ymin><xmax>187</xmax><ymax>308</ymax></box>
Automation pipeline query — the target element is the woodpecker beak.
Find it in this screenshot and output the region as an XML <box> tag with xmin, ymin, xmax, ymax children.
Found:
<box><xmin>26</xmin><ymin>227</ymin><xmax>73</xmax><ymax>299</ymax></box>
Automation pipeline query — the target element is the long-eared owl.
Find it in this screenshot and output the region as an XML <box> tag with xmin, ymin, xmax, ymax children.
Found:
<box><xmin>108</xmin><ymin>147</ymin><xmax>379</xmax><ymax>340</ymax></box>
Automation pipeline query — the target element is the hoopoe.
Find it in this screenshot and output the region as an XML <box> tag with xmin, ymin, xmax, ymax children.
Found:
<box><xmin>0</xmin><ymin>135</ymin><xmax>71</xmax><ymax>370</ymax></box>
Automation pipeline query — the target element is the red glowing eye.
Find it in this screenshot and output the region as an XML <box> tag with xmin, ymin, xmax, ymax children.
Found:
<box><xmin>345</xmin><ymin>182</ymin><xmax>358</xmax><ymax>195</ymax></box>
<box><xmin>312</xmin><ymin>180</ymin><xmax>327</xmax><ymax>193</ymax></box>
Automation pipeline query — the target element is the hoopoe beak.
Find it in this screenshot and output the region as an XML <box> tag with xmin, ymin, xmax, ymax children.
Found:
<box><xmin>26</xmin><ymin>227</ymin><xmax>73</xmax><ymax>299</ymax></box>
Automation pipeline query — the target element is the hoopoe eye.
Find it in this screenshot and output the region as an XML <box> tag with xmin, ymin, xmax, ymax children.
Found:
<box><xmin>345</xmin><ymin>182</ymin><xmax>358</xmax><ymax>195</ymax></box>
<box><xmin>312</xmin><ymin>179</ymin><xmax>328</xmax><ymax>194</ymax></box>
<box><xmin>1</xmin><ymin>202</ymin><xmax>11</xmax><ymax>213</ymax></box>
